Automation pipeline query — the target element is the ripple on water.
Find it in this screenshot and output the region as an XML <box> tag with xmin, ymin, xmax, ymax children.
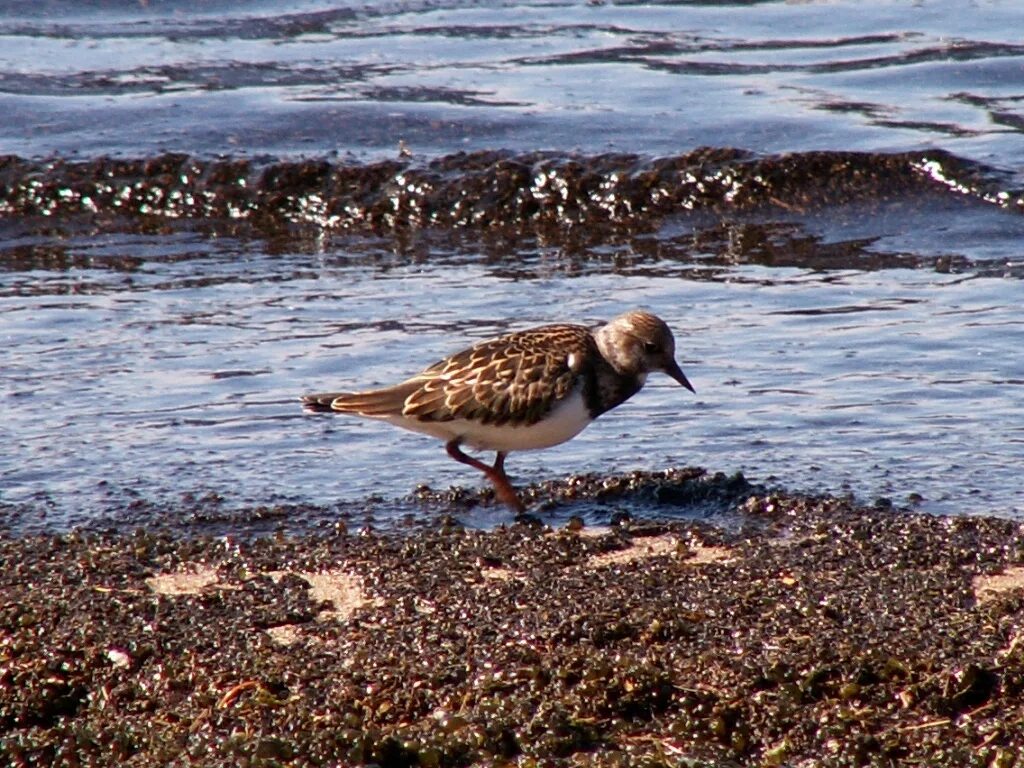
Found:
<box><xmin>1</xmin><ymin>210</ymin><xmax>1022</xmax><ymax>533</ymax></box>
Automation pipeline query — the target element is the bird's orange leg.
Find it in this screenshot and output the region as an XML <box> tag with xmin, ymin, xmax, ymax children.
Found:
<box><xmin>445</xmin><ymin>440</ymin><xmax>525</xmax><ymax>513</ymax></box>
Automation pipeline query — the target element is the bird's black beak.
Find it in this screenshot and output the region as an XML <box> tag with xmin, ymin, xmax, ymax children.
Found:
<box><xmin>665</xmin><ymin>358</ymin><xmax>695</xmax><ymax>393</ymax></box>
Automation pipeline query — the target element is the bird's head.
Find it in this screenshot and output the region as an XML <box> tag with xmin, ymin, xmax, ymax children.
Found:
<box><xmin>597</xmin><ymin>310</ymin><xmax>695</xmax><ymax>392</ymax></box>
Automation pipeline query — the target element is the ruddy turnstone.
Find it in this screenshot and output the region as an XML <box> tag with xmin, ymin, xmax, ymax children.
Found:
<box><xmin>302</xmin><ymin>310</ymin><xmax>694</xmax><ymax>513</ymax></box>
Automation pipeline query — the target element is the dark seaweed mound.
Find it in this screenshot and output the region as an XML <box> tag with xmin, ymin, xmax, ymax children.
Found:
<box><xmin>1</xmin><ymin>149</ymin><xmax>1017</xmax><ymax>237</ymax></box>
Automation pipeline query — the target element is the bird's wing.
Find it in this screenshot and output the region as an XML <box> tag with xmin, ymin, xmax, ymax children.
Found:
<box><xmin>401</xmin><ymin>324</ymin><xmax>593</xmax><ymax>427</ymax></box>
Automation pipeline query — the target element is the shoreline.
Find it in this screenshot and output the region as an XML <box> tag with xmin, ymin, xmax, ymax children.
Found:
<box><xmin>2</xmin><ymin>480</ymin><xmax>1024</xmax><ymax>766</ymax></box>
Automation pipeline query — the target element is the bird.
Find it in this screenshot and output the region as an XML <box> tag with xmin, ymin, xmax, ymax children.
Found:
<box><xmin>301</xmin><ymin>310</ymin><xmax>694</xmax><ymax>513</ymax></box>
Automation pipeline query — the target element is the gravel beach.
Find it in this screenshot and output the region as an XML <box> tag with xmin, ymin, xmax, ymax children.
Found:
<box><xmin>2</xmin><ymin>471</ymin><xmax>1023</xmax><ymax>767</ymax></box>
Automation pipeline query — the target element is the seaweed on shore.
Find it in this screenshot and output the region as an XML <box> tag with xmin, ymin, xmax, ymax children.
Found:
<box><xmin>2</xmin><ymin>487</ymin><xmax>1024</xmax><ymax>767</ymax></box>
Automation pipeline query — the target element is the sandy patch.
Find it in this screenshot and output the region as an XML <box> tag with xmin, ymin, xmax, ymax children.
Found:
<box><xmin>973</xmin><ymin>566</ymin><xmax>1024</xmax><ymax>604</ymax></box>
<box><xmin>479</xmin><ymin>565</ymin><xmax>516</xmax><ymax>581</ymax></box>
<box><xmin>298</xmin><ymin>568</ymin><xmax>375</xmax><ymax>619</ymax></box>
<box><xmin>265</xmin><ymin>624</ymin><xmax>304</xmax><ymax>648</ymax></box>
<box><xmin>685</xmin><ymin>543</ymin><xmax>736</xmax><ymax>566</ymax></box>
<box><xmin>588</xmin><ymin>534</ymin><xmax>734</xmax><ymax>569</ymax></box>
<box><xmin>147</xmin><ymin>564</ymin><xmax>375</xmax><ymax>629</ymax></box>
<box><xmin>258</xmin><ymin>569</ymin><xmax>375</xmax><ymax>645</ymax></box>
<box><xmin>145</xmin><ymin>564</ymin><xmax>221</xmax><ymax>595</ymax></box>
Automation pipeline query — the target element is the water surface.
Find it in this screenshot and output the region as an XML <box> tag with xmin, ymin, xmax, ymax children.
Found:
<box><xmin>1</xmin><ymin>0</ymin><xmax>1022</xmax><ymax>533</ymax></box>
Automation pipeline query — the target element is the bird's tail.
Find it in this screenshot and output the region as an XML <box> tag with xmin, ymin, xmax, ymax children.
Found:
<box><xmin>301</xmin><ymin>392</ymin><xmax>350</xmax><ymax>413</ymax></box>
<box><xmin>301</xmin><ymin>381</ymin><xmax>419</xmax><ymax>417</ymax></box>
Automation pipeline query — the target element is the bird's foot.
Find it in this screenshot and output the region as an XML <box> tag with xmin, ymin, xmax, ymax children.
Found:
<box><xmin>488</xmin><ymin>475</ymin><xmax>527</xmax><ymax>514</ymax></box>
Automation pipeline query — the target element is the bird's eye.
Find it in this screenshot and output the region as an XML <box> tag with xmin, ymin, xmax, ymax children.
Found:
<box><xmin>643</xmin><ymin>341</ymin><xmax>659</xmax><ymax>354</ymax></box>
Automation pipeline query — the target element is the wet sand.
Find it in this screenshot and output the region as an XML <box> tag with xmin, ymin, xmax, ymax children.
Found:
<box><xmin>2</xmin><ymin>471</ymin><xmax>1023</xmax><ymax>766</ymax></box>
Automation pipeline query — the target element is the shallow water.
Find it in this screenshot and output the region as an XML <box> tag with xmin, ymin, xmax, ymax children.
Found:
<box><xmin>2</xmin><ymin>215</ymin><xmax>1021</xmax><ymax>532</ymax></box>
<box><xmin>1</xmin><ymin>1</ymin><xmax>1023</xmax><ymax>533</ymax></box>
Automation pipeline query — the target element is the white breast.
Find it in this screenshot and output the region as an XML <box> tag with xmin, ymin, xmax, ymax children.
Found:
<box><xmin>380</xmin><ymin>385</ymin><xmax>594</xmax><ymax>453</ymax></box>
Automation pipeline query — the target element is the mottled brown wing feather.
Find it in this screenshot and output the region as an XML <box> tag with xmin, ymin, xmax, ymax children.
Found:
<box><xmin>402</xmin><ymin>324</ymin><xmax>593</xmax><ymax>427</ymax></box>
